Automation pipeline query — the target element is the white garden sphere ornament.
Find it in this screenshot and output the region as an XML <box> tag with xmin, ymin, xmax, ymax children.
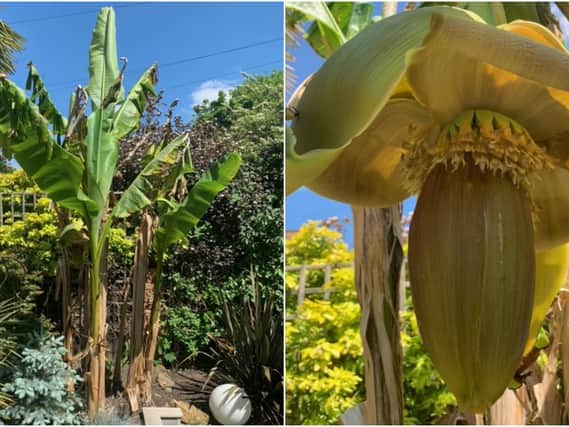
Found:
<box><xmin>209</xmin><ymin>383</ymin><xmax>252</xmax><ymax>425</ymax></box>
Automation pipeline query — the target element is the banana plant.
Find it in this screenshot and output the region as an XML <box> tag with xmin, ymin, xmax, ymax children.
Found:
<box><xmin>0</xmin><ymin>7</ymin><xmax>182</xmax><ymax>419</ymax></box>
<box><xmin>122</xmin><ymin>137</ymin><xmax>241</xmax><ymax>410</ymax></box>
<box><xmin>286</xmin><ymin>1</ymin><xmax>569</xmax><ymax>421</ymax></box>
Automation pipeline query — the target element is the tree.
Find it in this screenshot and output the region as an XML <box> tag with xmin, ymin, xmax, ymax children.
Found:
<box><xmin>0</xmin><ymin>8</ymin><xmax>190</xmax><ymax>418</ymax></box>
<box><xmin>124</xmin><ymin>146</ymin><xmax>240</xmax><ymax>411</ymax></box>
<box><xmin>285</xmin><ymin>4</ymin><xmax>405</xmax><ymax>423</ymax></box>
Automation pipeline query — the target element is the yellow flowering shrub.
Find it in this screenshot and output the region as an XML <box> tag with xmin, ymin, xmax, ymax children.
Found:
<box><xmin>286</xmin><ymin>298</ymin><xmax>364</xmax><ymax>425</ymax></box>
<box><xmin>286</xmin><ymin>221</ymin><xmax>363</xmax><ymax>424</ymax></box>
<box><xmin>0</xmin><ymin>169</ymin><xmax>38</xmax><ymax>193</ymax></box>
<box><xmin>287</xmin><ymin>221</ymin><xmax>458</xmax><ymax>424</ymax></box>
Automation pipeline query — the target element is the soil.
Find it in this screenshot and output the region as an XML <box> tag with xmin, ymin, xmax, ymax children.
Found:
<box><xmin>103</xmin><ymin>365</ymin><xmax>216</xmax><ymax>425</ymax></box>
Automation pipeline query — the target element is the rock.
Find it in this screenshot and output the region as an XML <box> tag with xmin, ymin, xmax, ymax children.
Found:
<box><xmin>155</xmin><ymin>365</ymin><xmax>175</xmax><ymax>392</ymax></box>
<box><xmin>173</xmin><ymin>400</ymin><xmax>210</xmax><ymax>425</ymax></box>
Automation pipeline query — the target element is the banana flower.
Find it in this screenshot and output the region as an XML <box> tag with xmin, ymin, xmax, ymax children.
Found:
<box><xmin>287</xmin><ymin>6</ymin><xmax>569</xmax><ymax>411</ymax></box>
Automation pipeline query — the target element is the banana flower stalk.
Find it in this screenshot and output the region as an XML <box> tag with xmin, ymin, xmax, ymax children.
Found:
<box><xmin>287</xmin><ymin>6</ymin><xmax>569</xmax><ymax>412</ymax></box>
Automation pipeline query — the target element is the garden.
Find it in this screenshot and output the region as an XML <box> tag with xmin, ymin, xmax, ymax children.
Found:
<box><xmin>0</xmin><ymin>6</ymin><xmax>283</xmax><ymax>425</ymax></box>
<box><xmin>286</xmin><ymin>2</ymin><xmax>569</xmax><ymax>425</ymax></box>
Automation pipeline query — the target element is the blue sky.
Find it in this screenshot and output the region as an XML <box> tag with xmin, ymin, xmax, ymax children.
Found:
<box><xmin>3</xmin><ymin>2</ymin><xmax>283</xmax><ymax>119</ymax></box>
<box><xmin>285</xmin><ymin>3</ymin><xmax>414</xmax><ymax>246</ymax></box>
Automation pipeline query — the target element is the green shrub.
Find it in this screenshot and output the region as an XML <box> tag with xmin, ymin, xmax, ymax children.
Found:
<box><xmin>401</xmin><ymin>292</ymin><xmax>456</xmax><ymax>424</ymax></box>
<box><xmin>0</xmin><ymin>331</ymin><xmax>83</xmax><ymax>425</ymax></box>
<box><xmin>158</xmin><ymin>72</ymin><xmax>283</xmax><ymax>364</ymax></box>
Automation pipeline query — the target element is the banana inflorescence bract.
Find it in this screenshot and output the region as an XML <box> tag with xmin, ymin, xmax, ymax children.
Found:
<box><xmin>286</xmin><ymin>6</ymin><xmax>569</xmax><ymax>412</ymax></box>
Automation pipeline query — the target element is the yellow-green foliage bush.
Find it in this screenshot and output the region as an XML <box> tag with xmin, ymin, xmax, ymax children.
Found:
<box><xmin>286</xmin><ymin>221</ymin><xmax>352</xmax><ymax>311</ymax></box>
<box><xmin>0</xmin><ymin>170</ymin><xmax>134</xmax><ymax>312</ymax></box>
<box><xmin>0</xmin><ymin>169</ymin><xmax>38</xmax><ymax>193</ymax></box>
<box><xmin>286</xmin><ymin>221</ymin><xmax>363</xmax><ymax>425</ymax></box>
<box><xmin>286</xmin><ymin>221</ymin><xmax>457</xmax><ymax>425</ymax></box>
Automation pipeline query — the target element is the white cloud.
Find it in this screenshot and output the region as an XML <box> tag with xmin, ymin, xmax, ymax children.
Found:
<box><xmin>191</xmin><ymin>80</ymin><xmax>234</xmax><ymax>106</ymax></box>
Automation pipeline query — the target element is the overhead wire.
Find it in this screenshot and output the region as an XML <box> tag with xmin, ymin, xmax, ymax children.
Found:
<box><xmin>163</xmin><ymin>59</ymin><xmax>282</xmax><ymax>90</ymax></box>
<box><xmin>6</xmin><ymin>3</ymin><xmax>145</xmax><ymax>25</ymax></box>
<box><xmin>44</xmin><ymin>37</ymin><xmax>282</xmax><ymax>91</ymax></box>
<box><xmin>5</xmin><ymin>4</ymin><xmax>282</xmax><ymax>96</ymax></box>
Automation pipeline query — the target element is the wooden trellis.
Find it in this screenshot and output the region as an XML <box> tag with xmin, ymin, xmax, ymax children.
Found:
<box><xmin>286</xmin><ymin>260</ymin><xmax>409</xmax><ymax>321</ymax></box>
<box><xmin>0</xmin><ymin>192</ymin><xmax>49</xmax><ymax>224</ymax></box>
<box><xmin>0</xmin><ymin>191</ymin><xmax>125</xmax><ymax>224</ymax></box>
<box><xmin>2</xmin><ymin>190</ymin><xmax>130</xmax><ymax>351</ymax></box>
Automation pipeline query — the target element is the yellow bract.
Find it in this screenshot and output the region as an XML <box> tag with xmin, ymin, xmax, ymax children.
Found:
<box><xmin>287</xmin><ymin>6</ymin><xmax>569</xmax><ymax>250</ymax></box>
<box><xmin>524</xmin><ymin>243</ymin><xmax>569</xmax><ymax>355</ymax></box>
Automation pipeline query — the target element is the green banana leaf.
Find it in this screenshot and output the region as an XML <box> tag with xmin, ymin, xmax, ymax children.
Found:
<box><xmin>502</xmin><ymin>2</ymin><xmax>540</xmax><ymax>23</ymax></box>
<box><xmin>154</xmin><ymin>152</ymin><xmax>241</xmax><ymax>254</ymax></box>
<box><xmin>112</xmin><ymin>133</ymin><xmax>191</xmax><ymax>218</ymax></box>
<box><xmin>463</xmin><ymin>2</ymin><xmax>507</xmax><ymax>25</ymax></box>
<box><xmin>304</xmin><ymin>2</ymin><xmax>374</xmax><ymax>58</ymax></box>
<box><xmin>87</xmin><ymin>7</ymin><xmax>123</xmax><ymax>110</ymax></box>
<box><xmin>85</xmin><ymin>108</ymin><xmax>118</xmax><ymax>215</ymax></box>
<box><xmin>286</xmin><ymin>2</ymin><xmax>346</xmax><ymax>52</ymax></box>
<box><xmin>85</xmin><ymin>7</ymin><xmax>124</xmax><ymax>218</ymax></box>
<box><xmin>112</xmin><ymin>64</ymin><xmax>158</xmax><ymax>140</ymax></box>
<box><xmin>25</xmin><ymin>63</ymin><xmax>67</xmax><ymax>137</ymax></box>
<box><xmin>0</xmin><ymin>78</ymin><xmax>96</xmax><ymax>218</ymax></box>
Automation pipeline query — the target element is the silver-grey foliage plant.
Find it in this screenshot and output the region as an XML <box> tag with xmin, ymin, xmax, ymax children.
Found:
<box><xmin>0</xmin><ymin>332</ymin><xmax>83</xmax><ymax>425</ymax></box>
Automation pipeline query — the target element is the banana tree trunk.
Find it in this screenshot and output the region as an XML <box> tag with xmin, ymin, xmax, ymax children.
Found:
<box><xmin>561</xmin><ymin>288</ymin><xmax>569</xmax><ymax>423</ymax></box>
<box><xmin>539</xmin><ymin>293</ymin><xmax>565</xmax><ymax>425</ymax></box>
<box><xmin>60</xmin><ymin>253</ymin><xmax>73</xmax><ymax>365</ymax></box>
<box><xmin>352</xmin><ymin>205</ymin><xmax>404</xmax><ymax>425</ymax></box>
<box><xmin>382</xmin><ymin>2</ymin><xmax>397</xmax><ymax>18</ymax></box>
<box><xmin>54</xmin><ymin>206</ymin><xmax>74</xmax><ymax>370</ymax></box>
<box><xmin>87</xmin><ymin>228</ymin><xmax>108</xmax><ymax>419</ymax></box>
<box><xmin>142</xmin><ymin>256</ymin><xmax>164</xmax><ymax>403</ymax></box>
<box><xmin>488</xmin><ymin>388</ymin><xmax>527</xmax><ymax>424</ymax></box>
<box><xmin>126</xmin><ymin>212</ymin><xmax>155</xmax><ymax>412</ymax></box>
<box><xmin>112</xmin><ymin>274</ymin><xmax>131</xmax><ymax>391</ymax></box>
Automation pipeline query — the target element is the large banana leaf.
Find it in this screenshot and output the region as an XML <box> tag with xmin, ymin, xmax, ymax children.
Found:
<box><xmin>85</xmin><ymin>7</ymin><xmax>123</xmax><ymax>218</ymax></box>
<box><xmin>463</xmin><ymin>2</ymin><xmax>507</xmax><ymax>25</ymax></box>
<box><xmin>25</xmin><ymin>63</ymin><xmax>67</xmax><ymax>137</ymax></box>
<box><xmin>154</xmin><ymin>152</ymin><xmax>241</xmax><ymax>254</ymax></box>
<box><xmin>304</xmin><ymin>2</ymin><xmax>374</xmax><ymax>58</ymax></box>
<box><xmin>112</xmin><ymin>64</ymin><xmax>158</xmax><ymax>140</ymax></box>
<box><xmin>87</xmin><ymin>7</ymin><xmax>123</xmax><ymax>110</ymax></box>
<box><xmin>502</xmin><ymin>2</ymin><xmax>539</xmax><ymax>23</ymax></box>
<box><xmin>85</xmin><ymin>108</ymin><xmax>118</xmax><ymax>216</ymax></box>
<box><xmin>286</xmin><ymin>2</ymin><xmax>346</xmax><ymax>52</ymax></box>
<box><xmin>112</xmin><ymin>133</ymin><xmax>190</xmax><ymax>218</ymax></box>
<box><xmin>0</xmin><ymin>78</ymin><xmax>96</xmax><ymax>217</ymax></box>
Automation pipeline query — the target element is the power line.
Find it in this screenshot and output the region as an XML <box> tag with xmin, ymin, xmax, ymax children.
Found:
<box><xmin>46</xmin><ymin>37</ymin><xmax>283</xmax><ymax>91</ymax></box>
<box><xmin>6</xmin><ymin>3</ymin><xmax>145</xmax><ymax>25</ymax></box>
<box><xmin>163</xmin><ymin>59</ymin><xmax>282</xmax><ymax>90</ymax></box>
<box><xmin>48</xmin><ymin>58</ymin><xmax>281</xmax><ymax>95</ymax></box>
<box><xmin>158</xmin><ymin>37</ymin><xmax>281</xmax><ymax>70</ymax></box>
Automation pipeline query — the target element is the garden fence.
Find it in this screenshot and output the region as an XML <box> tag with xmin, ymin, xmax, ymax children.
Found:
<box><xmin>0</xmin><ymin>192</ymin><xmax>48</xmax><ymax>224</ymax></box>
<box><xmin>0</xmin><ymin>191</ymin><xmax>123</xmax><ymax>224</ymax></box>
<box><xmin>286</xmin><ymin>259</ymin><xmax>410</xmax><ymax>321</ymax></box>
<box><xmin>2</xmin><ymin>190</ymin><xmax>133</xmax><ymax>352</ymax></box>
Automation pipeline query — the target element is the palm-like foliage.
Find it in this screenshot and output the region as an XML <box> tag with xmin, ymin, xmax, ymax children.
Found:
<box><xmin>0</xmin><ymin>21</ymin><xmax>23</xmax><ymax>75</ymax></box>
<box><xmin>0</xmin><ymin>299</ymin><xmax>19</xmax><ymax>408</ymax></box>
<box><xmin>209</xmin><ymin>270</ymin><xmax>283</xmax><ymax>425</ymax></box>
